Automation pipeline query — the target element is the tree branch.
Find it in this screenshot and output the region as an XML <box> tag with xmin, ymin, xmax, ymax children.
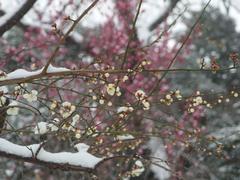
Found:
<box><xmin>42</xmin><ymin>0</ymin><xmax>100</xmax><ymax>74</ymax></box>
<box><xmin>0</xmin><ymin>0</ymin><xmax>37</xmax><ymax>37</ymax></box>
<box><xmin>149</xmin><ymin>0</ymin><xmax>181</xmax><ymax>31</ymax></box>
<box><xmin>0</xmin><ymin>150</ymin><xmax>94</xmax><ymax>172</ymax></box>
<box><xmin>0</xmin><ymin>65</ymin><xmax>238</xmax><ymax>87</ymax></box>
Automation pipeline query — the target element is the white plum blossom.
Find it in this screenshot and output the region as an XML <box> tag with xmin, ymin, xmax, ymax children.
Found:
<box><xmin>50</xmin><ymin>100</ymin><xmax>57</xmax><ymax>110</ymax></box>
<box><xmin>75</xmin><ymin>129</ymin><xmax>81</xmax><ymax>139</ymax></box>
<box><xmin>106</xmin><ymin>83</ymin><xmax>121</xmax><ymax>96</ymax></box>
<box><xmin>135</xmin><ymin>90</ymin><xmax>146</xmax><ymax>101</ymax></box>
<box><xmin>7</xmin><ymin>101</ymin><xmax>19</xmax><ymax>115</ymax></box>
<box><xmin>142</xmin><ymin>100</ymin><xmax>150</xmax><ymax>110</ymax></box>
<box><xmin>194</xmin><ymin>96</ymin><xmax>203</xmax><ymax>105</ymax></box>
<box><xmin>106</xmin><ymin>83</ymin><xmax>115</xmax><ymax>96</ymax></box>
<box><xmin>117</xmin><ymin>106</ymin><xmax>134</xmax><ymax>113</ymax></box>
<box><xmin>60</xmin><ymin>101</ymin><xmax>76</xmax><ymax>118</ymax></box>
<box><xmin>131</xmin><ymin>160</ymin><xmax>145</xmax><ymax>177</ymax></box>
<box><xmin>122</xmin><ymin>75</ymin><xmax>129</xmax><ymax>82</ymax></box>
<box><xmin>23</xmin><ymin>90</ymin><xmax>38</xmax><ymax>102</ymax></box>
<box><xmin>99</xmin><ymin>99</ymin><xmax>105</xmax><ymax>104</ymax></box>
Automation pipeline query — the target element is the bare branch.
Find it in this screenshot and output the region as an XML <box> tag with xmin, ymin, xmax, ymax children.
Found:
<box><xmin>0</xmin><ymin>0</ymin><xmax>37</xmax><ymax>37</ymax></box>
<box><xmin>149</xmin><ymin>0</ymin><xmax>181</xmax><ymax>31</ymax></box>
<box><xmin>42</xmin><ymin>0</ymin><xmax>100</xmax><ymax>74</ymax></box>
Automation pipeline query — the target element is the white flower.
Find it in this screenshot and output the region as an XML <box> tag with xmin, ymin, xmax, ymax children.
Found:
<box><xmin>116</xmin><ymin>87</ymin><xmax>121</xmax><ymax>96</ymax></box>
<box><xmin>106</xmin><ymin>83</ymin><xmax>121</xmax><ymax>96</ymax></box>
<box><xmin>117</xmin><ymin>106</ymin><xmax>134</xmax><ymax>113</ymax></box>
<box><xmin>122</xmin><ymin>75</ymin><xmax>129</xmax><ymax>82</ymax></box>
<box><xmin>50</xmin><ymin>100</ymin><xmax>57</xmax><ymax>110</ymax></box>
<box><xmin>60</xmin><ymin>101</ymin><xmax>76</xmax><ymax>118</ymax></box>
<box><xmin>75</xmin><ymin>130</ymin><xmax>81</xmax><ymax>139</ymax></box>
<box><xmin>117</xmin><ymin>106</ymin><xmax>129</xmax><ymax>113</ymax></box>
<box><xmin>195</xmin><ymin>96</ymin><xmax>203</xmax><ymax>103</ymax></box>
<box><xmin>7</xmin><ymin>101</ymin><xmax>19</xmax><ymax>115</ymax></box>
<box><xmin>75</xmin><ymin>133</ymin><xmax>81</xmax><ymax>139</ymax></box>
<box><xmin>131</xmin><ymin>160</ymin><xmax>145</xmax><ymax>177</ymax></box>
<box><xmin>106</xmin><ymin>83</ymin><xmax>116</xmax><ymax>96</ymax></box>
<box><xmin>23</xmin><ymin>90</ymin><xmax>38</xmax><ymax>102</ymax></box>
<box><xmin>34</xmin><ymin>122</ymin><xmax>48</xmax><ymax>134</ymax></box>
<box><xmin>99</xmin><ymin>99</ymin><xmax>105</xmax><ymax>104</ymax></box>
<box><xmin>135</xmin><ymin>90</ymin><xmax>146</xmax><ymax>101</ymax></box>
<box><xmin>142</xmin><ymin>100</ymin><xmax>150</xmax><ymax>110</ymax></box>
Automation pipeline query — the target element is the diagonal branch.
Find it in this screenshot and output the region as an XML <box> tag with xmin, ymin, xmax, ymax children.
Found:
<box><xmin>0</xmin><ymin>0</ymin><xmax>37</xmax><ymax>37</ymax></box>
<box><xmin>149</xmin><ymin>0</ymin><xmax>181</xmax><ymax>31</ymax></box>
<box><xmin>42</xmin><ymin>0</ymin><xmax>100</xmax><ymax>74</ymax></box>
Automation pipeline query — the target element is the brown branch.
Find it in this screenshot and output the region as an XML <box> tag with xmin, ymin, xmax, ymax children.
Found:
<box><xmin>0</xmin><ymin>65</ymin><xmax>238</xmax><ymax>87</ymax></box>
<box><xmin>148</xmin><ymin>0</ymin><xmax>212</xmax><ymax>96</ymax></box>
<box><xmin>120</xmin><ymin>0</ymin><xmax>143</xmax><ymax>69</ymax></box>
<box><xmin>149</xmin><ymin>0</ymin><xmax>181</xmax><ymax>31</ymax></box>
<box><xmin>0</xmin><ymin>0</ymin><xmax>37</xmax><ymax>37</ymax></box>
<box><xmin>42</xmin><ymin>0</ymin><xmax>100</xmax><ymax>74</ymax></box>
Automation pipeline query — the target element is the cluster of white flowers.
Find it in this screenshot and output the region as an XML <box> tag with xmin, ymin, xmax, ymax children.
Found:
<box><xmin>117</xmin><ymin>106</ymin><xmax>134</xmax><ymax>118</ymax></box>
<box><xmin>117</xmin><ymin>106</ymin><xmax>134</xmax><ymax>113</ymax></box>
<box><xmin>193</xmin><ymin>96</ymin><xmax>203</xmax><ymax>106</ymax></box>
<box><xmin>13</xmin><ymin>83</ymin><xmax>27</xmax><ymax>96</ymax></box>
<box><xmin>23</xmin><ymin>90</ymin><xmax>38</xmax><ymax>102</ymax></box>
<box><xmin>34</xmin><ymin>119</ymin><xmax>59</xmax><ymax>135</ymax></box>
<box><xmin>135</xmin><ymin>90</ymin><xmax>146</xmax><ymax>101</ymax></box>
<box><xmin>60</xmin><ymin>101</ymin><xmax>76</xmax><ymax>118</ymax></box>
<box><xmin>7</xmin><ymin>101</ymin><xmax>19</xmax><ymax>115</ymax></box>
<box><xmin>50</xmin><ymin>100</ymin><xmax>58</xmax><ymax>110</ymax></box>
<box><xmin>86</xmin><ymin>127</ymin><xmax>98</xmax><ymax>137</ymax></box>
<box><xmin>106</xmin><ymin>83</ymin><xmax>121</xmax><ymax>96</ymax></box>
<box><xmin>131</xmin><ymin>160</ymin><xmax>145</xmax><ymax>177</ymax></box>
<box><xmin>135</xmin><ymin>90</ymin><xmax>150</xmax><ymax>110</ymax></box>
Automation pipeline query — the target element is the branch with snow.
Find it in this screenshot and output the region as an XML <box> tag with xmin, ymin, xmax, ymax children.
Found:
<box><xmin>0</xmin><ymin>138</ymin><xmax>103</xmax><ymax>172</ymax></box>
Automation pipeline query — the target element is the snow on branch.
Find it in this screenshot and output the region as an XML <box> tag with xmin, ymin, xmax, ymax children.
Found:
<box><xmin>0</xmin><ymin>138</ymin><xmax>103</xmax><ymax>171</ymax></box>
<box><xmin>0</xmin><ymin>64</ymin><xmax>71</xmax><ymax>86</ymax></box>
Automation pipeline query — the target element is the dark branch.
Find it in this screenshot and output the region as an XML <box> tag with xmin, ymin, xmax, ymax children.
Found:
<box><xmin>0</xmin><ymin>0</ymin><xmax>37</xmax><ymax>37</ymax></box>
<box><xmin>149</xmin><ymin>0</ymin><xmax>181</xmax><ymax>31</ymax></box>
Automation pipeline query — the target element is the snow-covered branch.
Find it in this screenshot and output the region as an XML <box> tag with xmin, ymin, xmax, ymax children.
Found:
<box><xmin>0</xmin><ymin>138</ymin><xmax>103</xmax><ymax>172</ymax></box>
